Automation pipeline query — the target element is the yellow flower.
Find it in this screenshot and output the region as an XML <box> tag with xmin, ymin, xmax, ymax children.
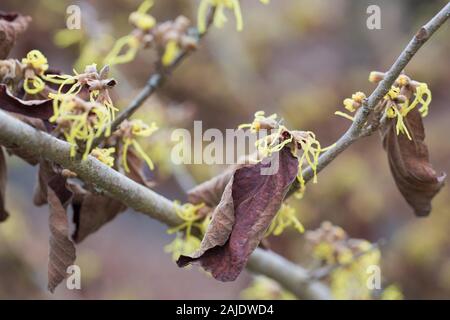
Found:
<box><xmin>162</xmin><ymin>40</ymin><xmax>181</xmax><ymax>66</ymax></box>
<box><xmin>20</xmin><ymin>50</ymin><xmax>51</xmax><ymax>94</ymax></box>
<box><xmin>381</xmin><ymin>285</ymin><xmax>404</xmax><ymax>300</ymax></box>
<box><xmin>121</xmin><ymin>119</ymin><xmax>158</xmax><ymax>172</ymax></box>
<box><xmin>21</xmin><ymin>50</ymin><xmax>49</xmax><ymax>73</ymax></box>
<box><xmin>128</xmin><ymin>0</ymin><xmax>156</xmax><ymax>31</ymax></box>
<box><xmin>352</xmin><ymin>91</ymin><xmax>366</xmax><ymax>103</ymax></box>
<box><xmin>104</xmin><ymin>0</ymin><xmax>156</xmax><ymax>66</ymax></box>
<box><xmin>238</xmin><ymin>110</ymin><xmax>278</xmax><ymax>132</ymax></box>
<box><xmin>343</xmin><ymin>98</ymin><xmax>356</xmax><ymax>112</ymax></box>
<box><xmin>336</xmin><ymin>92</ymin><xmax>366</xmax><ymax>121</ymax></box>
<box><xmin>198</xmin><ymin>0</ymin><xmax>270</xmax><ymax>33</ymax></box>
<box><xmin>382</xmin><ymin>79</ymin><xmax>432</xmax><ymax>140</ymax></box>
<box><xmin>164</xmin><ymin>202</ymin><xmax>208</xmax><ymax>261</ymax></box>
<box><xmin>241</xmin><ymin>276</ymin><xmax>296</xmax><ymax>300</ymax></box>
<box><xmin>21</xmin><ymin>50</ymin><xmax>75</xmax><ymax>95</ymax></box>
<box><xmin>408</xmin><ymin>82</ymin><xmax>432</xmax><ymax>117</ymax></box>
<box><xmin>164</xmin><ymin>234</ymin><xmax>201</xmax><ymax>261</ymax></box>
<box><xmin>49</xmin><ymin>94</ymin><xmax>110</xmax><ymax>160</ymax></box>
<box><xmin>293</xmin><ymin>131</ymin><xmax>329</xmax><ymax>199</ymax></box>
<box><xmin>91</xmin><ymin>147</ymin><xmax>115</xmax><ymax>167</ymax></box>
<box><xmin>266</xmin><ymin>204</ymin><xmax>304</xmax><ymax>237</ymax></box>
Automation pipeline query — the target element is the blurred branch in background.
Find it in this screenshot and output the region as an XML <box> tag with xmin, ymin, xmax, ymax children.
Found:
<box><xmin>90</xmin><ymin>8</ymin><xmax>217</xmax><ymax>150</ymax></box>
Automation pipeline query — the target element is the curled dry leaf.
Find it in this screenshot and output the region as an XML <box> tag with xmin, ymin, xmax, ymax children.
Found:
<box><xmin>34</xmin><ymin>161</ymin><xmax>76</xmax><ymax>292</ymax></box>
<box><xmin>382</xmin><ymin>108</ymin><xmax>445</xmax><ymax>216</ymax></box>
<box><xmin>34</xmin><ymin>161</ymin><xmax>128</xmax><ymax>244</ymax></box>
<box><xmin>0</xmin><ymin>84</ymin><xmax>54</xmax><ymax>120</ymax></box>
<box><xmin>0</xmin><ymin>147</ymin><xmax>9</xmax><ymax>222</ymax></box>
<box><xmin>72</xmin><ymin>193</ymin><xmax>126</xmax><ymax>243</ymax></box>
<box><xmin>47</xmin><ymin>186</ymin><xmax>76</xmax><ymax>293</ymax></box>
<box><xmin>33</xmin><ymin>160</ymin><xmax>72</xmax><ymax>207</ymax></box>
<box><xmin>178</xmin><ymin>148</ymin><xmax>299</xmax><ymax>281</ymax></box>
<box><xmin>0</xmin><ymin>11</ymin><xmax>31</xmax><ymax>59</ymax></box>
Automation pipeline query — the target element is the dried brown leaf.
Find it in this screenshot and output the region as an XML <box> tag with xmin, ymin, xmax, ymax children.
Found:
<box><xmin>178</xmin><ymin>148</ymin><xmax>299</xmax><ymax>281</ymax></box>
<box><xmin>0</xmin><ymin>11</ymin><xmax>31</xmax><ymax>59</ymax></box>
<box><xmin>33</xmin><ymin>161</ymin><xmax>72</xmax><ymax>207</ymax></box>
<box><xmin>0</xmin><ymin>84</ymin><xmax>54</xmax><ymax>120</ymax></box>
<box><xmin>72</xmin><ymin>193</ymin><xmax>126</xmax><ymax>243</ymax></box>
<box><xmin>47</xmin><ymin>186</ymin><xmax>76</xmax><ymax>293</ymax></box>
<box><xmin>383</xmin><ymin>108</ymin><xmax>445</xmax><ymax>216</ymax></box>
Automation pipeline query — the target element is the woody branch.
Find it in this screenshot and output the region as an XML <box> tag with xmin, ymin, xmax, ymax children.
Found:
<box><xmin>290</xmin><ymin>2</ymin><xmax>450</xmax><ymax>195</ymax></box>
<box><xmin>0</xmin><ymin>109</ymin><xmax>330</xmax><ymax>300</ymax></box>
<box><xmin>0</xmin><ymin>2</ymin><xmax>448</xmax><ymax>300</ymax></box>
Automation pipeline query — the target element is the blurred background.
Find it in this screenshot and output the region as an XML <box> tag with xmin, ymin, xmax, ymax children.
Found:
<box><xmin>0</xmin><ymin>0</ymin><xmax>449</xmax><ymax>299</ymax></box>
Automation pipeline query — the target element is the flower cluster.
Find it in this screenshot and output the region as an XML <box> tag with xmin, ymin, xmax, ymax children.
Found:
<box><xmin>19</xmin><ymin>50</ymin><xmax>69</xmax><ymax>95</ymax></box>
<box><xmin>197</xmin><ymin>0</ymin><xmax>270</xmax><ymax>33</ymax></box>
<box><xmin>336</xmin><ymin>72</ymin><xmax>432</xmax><ymax>140</ymax></box>
<box><xmin>306</xmin><ymin>222</ymin><xmax>402</xmax><ymax>300</ymax></box>
<box><xmin>104</xmin><ymin>0</ymin><xmax>155</xmax><ymax>66</ymax></box>
<box><xmin>335</xmin><ymin>91</ymin><xmax>366</xmax><ymax>121</ymax></box>
<box><xmin>164</xmin><ymin>202</ymin><xmax>211</xmax><ymax>261</ymax></box>
<box><xmin>49</xmin><ymin>93</ymin><xmax>111</xmax><ymax>160</ymax></box>
<box><xmin>47</xmin><ymin>63</ymin><xmax>120</xmax><ymax>160</ymax></box>
<box><xmin>105</xmin><ymin>0</ymin><xmax>196</xmax><ymax>67</ymax></box>
<box><xmin>265</xmin><ymin>203</ymin><xmax>304</xmax><ymax>237</ymax></box>
<box><xmin>21</xmin><ymin>50</ymin><xmax>50</xmax><ymax>94</ymax></box>
<box><xmin>374</xmin><ymin>72</ymin><xmax>431</xmax><ymax>140</ymax></box>
<box><xmin>114</xmin><ymin>119</ymin><xmax>158</xmax><ymax>172</ymax></box>
<box><xmin>52</xmin><ymin>64</ymin><xmax>118</xmax><ymax>132</ymax></box>
<box><xmin>153</xmin><ymin>16</ymin><xmax>197</xmax><ymax>66</ymax></box>
<box><xmin>239</xmin><ymin>111</ymin><xmax>331</xmax><ymax>199</ymax></box>
<box><xmin>91</xmin><ymin>147</ymin><xmax>116</xmax><ymax>167</ymax></box>
<box><xmin>241</xmin><ymin>276</ymin><xmax>296</xmax><ymax>300</ymax></box>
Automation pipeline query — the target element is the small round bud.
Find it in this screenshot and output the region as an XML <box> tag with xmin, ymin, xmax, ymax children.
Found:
<box><xmin>351</xmin><ymin>91</ymin><xmax>366</xmax><ymax>103</ymax></box>
<box><xmin>61</xmin><ymin>169</ymin><xmax>77</xmax><ymax>178</ymax></box>
<box><xmin>369</xmin><ymin>71</ymin><xmax>385</xmax><ymax>83</ymax></box>
<box><xmin>396</xmin><ymin>74</ymin><xmax>411</xmax><ymax>87</ymax></box>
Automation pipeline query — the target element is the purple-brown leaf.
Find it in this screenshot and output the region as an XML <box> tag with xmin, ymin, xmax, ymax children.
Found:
<box><xmin>382</xmin><ymin>108</ymin><xmax>445</xmax><ymax>216</ymax></box>
<box><xmin>33</xmin><ymin>161</ymin><xmax>72</xmax><ymax>207</ymax></box>
<box><xmin>47</xmin><ymin>186</ymin><xmax>76</xmax><ymax>293</ymax></box>
<box><xmin>178</xmin><ymin>148</ymin><xmax>299</xmax><ymax>281</ymax></box>
<box><xmin>72</xmin><ymin>193</ymin><xmax>126</xmax><ymax>243</ymax></box>
<box><xmin>0</xmin><ymin>11</ymin><xmax>31</xmax><ymax>59</ymax></box>
<box><xmin>0</xmin><ymin>84</ymin><xmax>54</xmax><ymax>120</ymax></box>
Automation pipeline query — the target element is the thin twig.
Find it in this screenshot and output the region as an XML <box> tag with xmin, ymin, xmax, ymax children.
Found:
<box><xmin>308</xmin><ymin>239</ymin><xmax>387</xmax><ymax>280</ymax></box>
<box><xmin>90</xmin><ymin>8</ymin><xmax>216</xmax><ymax>149</ymax></box>
<box><xmin>289</xmin><ymin>2</ymin><xmax>450</xmax><ymax>196</ymax></box>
